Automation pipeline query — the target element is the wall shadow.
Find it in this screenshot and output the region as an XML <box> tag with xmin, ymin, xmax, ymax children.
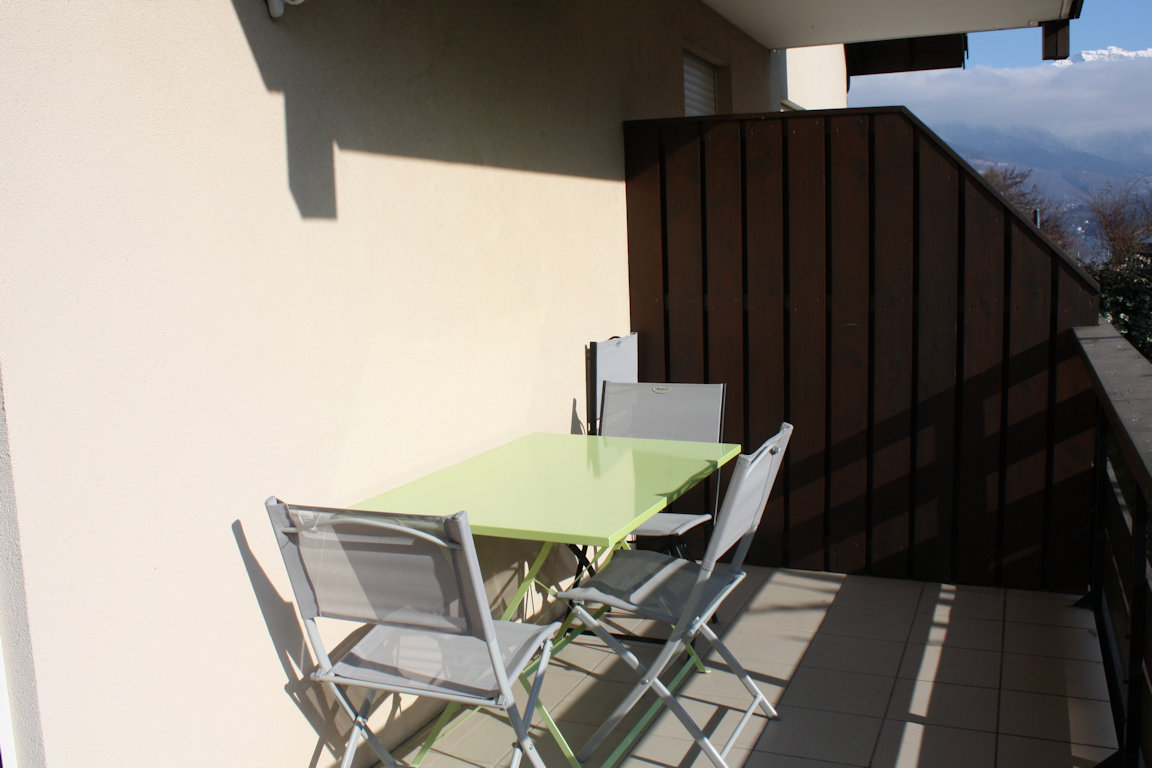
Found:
<box><xmin>231</xmin><ymin>0</ymin><xmax>631</xmax><ymax>218</ymax></box>
<box><xmin>232</xmin><ymin>520</ymin><xmax>347</xmax><ymax>766</ymax></box>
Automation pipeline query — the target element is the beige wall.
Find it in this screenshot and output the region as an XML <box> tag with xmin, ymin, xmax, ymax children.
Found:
<box><xmin>779</xmin><ymin>44</ymin><xmax>850</xmax><ymax>110</ymax></box>
<box><xmin>0</xmin><ymin>1</ymin><xmax>782</xmax><ymax>766</ymax></box>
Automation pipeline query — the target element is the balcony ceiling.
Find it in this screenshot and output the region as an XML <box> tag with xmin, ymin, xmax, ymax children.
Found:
<box><xmin>703</xmin><ymin>0</ymin><xmax>1079</xmax><ymax>49</ymax></box>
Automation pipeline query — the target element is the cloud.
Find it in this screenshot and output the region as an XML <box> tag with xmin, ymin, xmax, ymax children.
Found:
<box><xmin>848</xmin><ymin>52</ymin><xmax>1152</xmax><ymax>146</ymax></box>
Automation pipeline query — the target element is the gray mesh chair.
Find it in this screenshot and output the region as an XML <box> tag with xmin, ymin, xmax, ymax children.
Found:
<box><xmin>266</xmin><ymin>498</ymin><xmax>560</xmax><ymax>768</ymax></box>
<box><xmin>599</xmin><ymin>381</ymin><xmax>727</xmax><ymax>545</ymax></box>
<box><xmin>557</xmin><ymin>423</ymin><xmax>793</xmax><ymax>768</ymax></box>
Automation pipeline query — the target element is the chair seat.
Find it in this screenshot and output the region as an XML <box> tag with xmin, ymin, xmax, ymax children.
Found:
<box><xmin>630</xmin><ymin>512</ymin><xmax>711</xmax><ymax>538</ymax></box>
<box><xmin>557</xmin><ymin>549</ymin><xmax>743</xmax><ymax>625</ymax></box>
<box><xmin>321</xmin><ymin>620</ymin><xmax>559</xmax><ymax>701</ymax></box>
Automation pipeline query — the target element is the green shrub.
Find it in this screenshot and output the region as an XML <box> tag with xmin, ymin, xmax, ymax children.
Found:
<box><xmin>1087</xmin><ymin>254</ymin><xmax>1152</xmax><ymax>362</ymax></box>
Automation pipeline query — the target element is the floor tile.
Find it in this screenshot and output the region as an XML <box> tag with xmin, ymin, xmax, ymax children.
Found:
<box><xmin>529</xmin><ymin>720</ymin><xmax>598</xmax><ymax>767</ymax></box>
<box><xmin>644</xmin><ymin>695</ymin><xmax>774</xmax><ymax>751</ymax></box>
<box><xmin>1004</xmin><ymin>622</ymin><xmax>1103</xmax><ymax>662</ymax></box>
<box><xmin>917</xmin><ymin>583</ymin><xmax>1004</xmax><ymax>621</ymax></box>
<box><xmin>680</xmin><ymin>658</ymin><xmax>791</xmax><ymax>708</ymax></box>
<box><xmin>758</xmin><ymin>568</ymin><xmax>847</xmax><ymax>596</ymax></box>
<box><xmin>819</xmin><ymin>605</ymin><xmax>915</xmax><ymax>643</ymax></box>
<box><xmin>832</xmin><ymin>575</ymin><xmax>923</xmax><ymax>614</ymax></box>
<box><xmin>410</xmin><ymin>709</ymin><xmax>523</xmax><ymax>766</ymax></box>
<box><xmin>406</xmin><ymin>569</ymin><xmax>1120</xmax><ymax>768</ymax></box>
<box><xmin>996</xmin><ymin>734</ymin><xmax>1117</xmax><ymax>768</ymax></box>
<box><xmin>1001</xmin><ymin>652</ymin><xmax>1111</xmax><ymax>700</ymax></box>
<box><xmin>717</xmin><ymin>628</ymin><xmax>818</xmax><ymax>669</ymax></box>
<box><xmin>780</xmin><ymin>666</ymin><xmax>896</xmax><ymax>717</ymax></box>
<box><xmin>617</xmin><ymin>744</ymin><xmax>754</xmax><ymax>767</ymax></box>
<box><xmin>870</xmin><ymin>721</ymin><xmax>996</xmax><ymax>768</ymax></box>
<box><xmin>1006</xmin><ymin>590</ymin><xmax>1096</xmax><ymax>629</ymax></box>
<box><xmin>896</xmin><ymin>643</ymin><xmax>1001</xmax><ymax>688</ymax></box>
<box><xmin>884</xmin><ymin>677</ymin><xmax>999</xmax><ymax>732</ymax></box>
<box><xmin>999</xmin><ymin>690</ymin><xmax>1118</xmax><ymax>748</ymax></box>
<box><xmin>550</xmin><ymin>676</ymin><xmax>656</xmax><ymax>730</ymax></box>
<box><xmin>586</xmin><ymin>641</ymin><xmax>664</xmax><ymax>683</ymax></box>
<box><xmin>735</xmin><ymin>601</ymin><xmax>833</xmax><ymax>634</ymax></box>
<box><xmin>753</xmin><ymin>706</ymin><xmax>882</xmax><ymax>766</ymax></box>
<box><xmin>907</xmin><ymin>612</ymin><xmax>1003</xmax><ymax>651</ymax></box>
<box><xmin>407</xmin><ymin>748</ymin><xmax>495</xmax><ymax>768</ymax></box>
<box><xmin>799</xmin><ymin>634</ymin><xmax>906</xmax><ymax>677</ymax></box>
<box><xmin>744</xmin><ymin>754</ymin><xmax>864</xmax><ymax>768</ymax></box>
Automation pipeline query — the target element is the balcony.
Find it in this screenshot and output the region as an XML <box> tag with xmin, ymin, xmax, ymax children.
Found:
<box><xmin>377</xmin><ymin>108</ymin><xmax>1152</xmax><ymax>767</ymax></box>
<box><xmin>397</xmin><ymin>567</ymin><xmax>1116</xmax><ymax>766</ymax></box>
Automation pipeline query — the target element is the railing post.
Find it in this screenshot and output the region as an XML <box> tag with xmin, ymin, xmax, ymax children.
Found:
<box><xmin>1093</xmin><ymin>404</ymin><xmax>1109</xmax><ymax>608</ymax></box>
<box><xmin>1125</xmin><ymin>491</ymin><xmax>1148</xmax><ymax>768</ymax></box>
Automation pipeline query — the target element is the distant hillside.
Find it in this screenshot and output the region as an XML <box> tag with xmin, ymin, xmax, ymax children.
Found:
<box><xmin>936</xmin><ymin>123</ymin><xmax>1152</xmax><ymax>204</ymax></box>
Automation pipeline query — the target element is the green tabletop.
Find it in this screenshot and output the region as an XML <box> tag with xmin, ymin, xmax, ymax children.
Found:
<box><xmin>353</xmin><ymin>433</ymin><xmax>740</xmax><ymax>548</ymax></box>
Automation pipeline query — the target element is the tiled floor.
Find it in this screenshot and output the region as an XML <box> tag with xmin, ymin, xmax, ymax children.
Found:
<box><xmin>399</xmin><ymin>567</ymin><xmax>1118</xmax><ymax>767</ymax></box>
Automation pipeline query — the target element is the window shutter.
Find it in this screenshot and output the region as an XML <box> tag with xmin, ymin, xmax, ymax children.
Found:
<box><xmin>683</xmin><ymin>52</ymin><xmax>717</xmax><ymax>117</ymax></box>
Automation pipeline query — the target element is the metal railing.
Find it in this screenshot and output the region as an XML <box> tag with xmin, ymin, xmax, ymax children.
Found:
<box><xmin>1078</xmin><ymin>322</ymin><xmax>1152</xmax><ymax>767</ymax></box>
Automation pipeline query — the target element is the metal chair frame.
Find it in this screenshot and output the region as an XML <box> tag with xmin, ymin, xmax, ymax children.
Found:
<box><xmin>558</xmin><ymin>423</ymin><xmax>793</xmax><ymax>768</ymax></box>
<box><xmin>266</xmin><ymin>498</ymin><xmax>559</xmax><ymax>768</ymax></box>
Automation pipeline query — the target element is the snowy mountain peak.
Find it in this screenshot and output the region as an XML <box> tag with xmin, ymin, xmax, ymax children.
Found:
<box><xmin>1058</xmin><ymin>47</ymin><xmax>1152</xmax><ymax>65</ymax></box>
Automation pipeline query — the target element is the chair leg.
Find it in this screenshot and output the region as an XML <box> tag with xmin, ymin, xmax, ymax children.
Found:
<box><xmin>504</xmin><ymin>635</ymin><xmax>556</xmax><ymax>768</ymax></box>
<box><xmin>697</xmin><ymin>623</ymin><xmax>779</xmax><ymax>718</ymax></box>
<box><xmin>339</xmin><ymin>720</ymin><xmax>365</xmax><ymax>768</ymax></box>
<box><xmin>505</xmin><ymin>703</ymin><xmax>547</xmax><ymax>768</ymax></box>
<box><xmin>571</xmin><ymin>604</ymin><xmax>696</xmax><ymax>762</ymax></box>
<box><xmin>327</xmin><ymin>686</ymin><xmax>399</xmax><ymax>768</ymax></box>
<box><xmin>643</xmin><ymin>675</ymin><xmax>728</xmax><ymax>768</ymax></box>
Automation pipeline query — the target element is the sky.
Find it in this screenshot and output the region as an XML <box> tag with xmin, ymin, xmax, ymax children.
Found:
<box><xmin>968</xmin><ymin>0</ymin><xmax>1152</xmax><ymax>68</ymax></box>
<box><xmin>847</xmin><ymin>0</ymin><xmax>1152</xmax><ymax>153</ymax></box>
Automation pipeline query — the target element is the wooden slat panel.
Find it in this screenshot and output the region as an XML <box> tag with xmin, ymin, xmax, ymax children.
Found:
<box><xmin>913</xmin><ymin>137</ymin><xmax>959</xmax><ymax>582</ymax></box>
<box><xmin>704</xmin><ymin>121</ymin><xmax>745</xmax><ymax>446</ymax></box>
<box><xmin>624</xmin><ymin>110</ymin><xmax>1100</xmax><ymax>587</ymax></box>
<box><xmin>745</xmin><ymin>119</ymin><xmax>788</xmax><ymax>565</ymax></box>
<box><xmin>1002</xmin><ymin>226</ymin><xmax>1053</xmax><ymax>588</ymax></box>
<box><xmin>684</xmin><ymin>119</ymin><xmax>745</xmax><ymax>546</ymax></box>
<box><xmin>955</xmin><ymin>180</ymin><xmax>1004</xmax><ymax>585</ymax></box>
<box><xmin>662</xmin><ymin>122</ymin><xmax>706</xmax><ymax>383</ymax></box>
<box><xmin>625</xmin><ymin>123</ymin><xmax>666</xmax><ymax>381</ymax></box>
<box><xmin>1048</xmin><ymin>267</ymin><xmax>1099</xmax><ymax>591</ymax></box>
<box><xmin>828</xmin><ymin>114</ymin><xmax>870</xmax><ymax>573</ymax></box>
<box><xmin>786</xmin><ymin>116</ymin><xmax>828</xmax><ymax>571</ymax></box>
<box><xmin>871</xmin><ymin>113</ymin><xmax>914</xmax><ymax>578</ymax></box>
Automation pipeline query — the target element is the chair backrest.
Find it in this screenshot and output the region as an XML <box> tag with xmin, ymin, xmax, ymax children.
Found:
<box><xmin>701</xmin><ymin>422</ymin><xmax>793</xmax><ymax>572</ymax></box>
<box><xmin>599</xmin><ymin>381</ymin><xmax>725</xmax><ymax>442</ymax></box>
<box><xmin>265</xmin><ymin>497</ymin><xmax>493</xmax><ymax>641</ymax></box>
<box><xmin>586</xmin><ymin>333</ymin><xmax>638</xmax><ymax>434</ymax></box>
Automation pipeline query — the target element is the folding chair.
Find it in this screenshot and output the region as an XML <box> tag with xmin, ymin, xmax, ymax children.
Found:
<box><xmin>265</xmin><ymin>497</ymin><xmax>560</xmax><ymax>768</ymax></box>
<box><xmin>557</xmin><ymin>423</ymin><xmax>793</xmax><ymax>768</ymax></box>
<box><xmin>599</xmin><ymin>381</ymin><xmax>727</xmax><ymax>550</ymax></box>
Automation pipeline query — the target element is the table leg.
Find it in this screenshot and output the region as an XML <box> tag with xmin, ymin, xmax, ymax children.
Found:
<box><xmin>501</xmin><ymin>542</ymin><xmax>555</xmax><ymax>621</ymax></box>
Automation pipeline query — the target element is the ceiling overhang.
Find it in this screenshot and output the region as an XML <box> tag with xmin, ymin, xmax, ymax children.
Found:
<box><xmin>702</xmin><ymin>0</ymin><xmax>1081</xmax><ymax>50</ymax></box>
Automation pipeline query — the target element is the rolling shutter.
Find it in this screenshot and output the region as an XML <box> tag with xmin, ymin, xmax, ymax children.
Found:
<box><xmin>683</xmin><ymin>51</ymin><xmax>717</xmax><ymax>117</ymax></box>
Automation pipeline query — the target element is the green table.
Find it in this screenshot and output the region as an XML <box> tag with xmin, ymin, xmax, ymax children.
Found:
<box><xmin>353</xmin><ymin>432</ymin><xmax>740</xmax><ymax>766</ymax></box>
<box><xmin>355</xmin><ymin>432</ymin><xmax>740</xmax><ymax>547</ymax></box>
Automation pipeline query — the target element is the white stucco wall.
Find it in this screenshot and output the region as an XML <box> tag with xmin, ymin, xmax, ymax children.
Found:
<box><xmin>0</xmin><ymin>1</ymin><xmax>781</xmax><ymax>766</ymax></box>
<box><xmin>780</xmin><ymin>44</ymin><xmax>850</xmax><ymax>109</ymax></box>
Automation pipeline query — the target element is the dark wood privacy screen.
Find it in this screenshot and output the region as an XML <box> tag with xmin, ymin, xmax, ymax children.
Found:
<box><xmin>624</xmin><ymin>107</ymin><xmax>1099</xmax><ymax>591</ymax></box>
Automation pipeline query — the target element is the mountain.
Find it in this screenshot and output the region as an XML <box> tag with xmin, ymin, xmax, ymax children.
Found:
<box><xmin>936</xmin><ymin>123</ymin><xmax>1152</xmax><ymax>204</ymax></box>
